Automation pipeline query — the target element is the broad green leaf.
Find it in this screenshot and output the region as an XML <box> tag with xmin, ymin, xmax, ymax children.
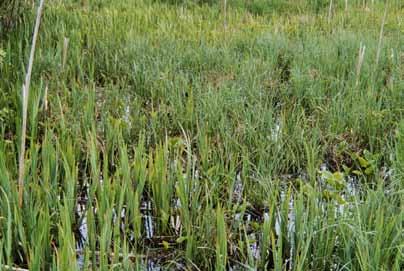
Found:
<box><xmin>357</xmin><ymin>156</ymin><xmax>369</xmax><ymax>168</ymax></box>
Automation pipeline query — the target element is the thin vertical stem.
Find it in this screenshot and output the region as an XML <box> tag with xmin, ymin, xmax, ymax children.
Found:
<box><xmin>328</xmin><ymin>0</ymin><xmax>333</xmax><ymax>23</ymax></box>
<box><xmin>223</xmin><ymin>0</ymin><xmax>227</xmax><ymax>30</ymax></box>
<box><xmin>62</xmin><ymin>37</ymin><xmax>69</xmax><ymax>71</ymax></box>
<box><xmin>18</xmin><ymin>0</ymin><xmax>45</xmax><ymax>207</ymax></box>
<box><xmin>375</xmin><ymin>6</ymin><xmax>388</xmax><ymax>69</ymax></box>
<box><xmin>356</xmin><ymin>42</ymin><xmax>366</xmax><ymax>88</ymax></box>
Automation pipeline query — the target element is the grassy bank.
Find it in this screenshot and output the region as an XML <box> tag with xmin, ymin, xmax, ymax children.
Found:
<box><xmin>0</xmin><ymin>0</ymin><xmax>403</xmax><ymax>270</ymax></box>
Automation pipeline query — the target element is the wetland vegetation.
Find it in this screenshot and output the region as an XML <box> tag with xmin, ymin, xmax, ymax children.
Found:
<box><xmin>0</xmin><ymin>0</ymin><xmax>403</xmax><ymax>270</ymax></box>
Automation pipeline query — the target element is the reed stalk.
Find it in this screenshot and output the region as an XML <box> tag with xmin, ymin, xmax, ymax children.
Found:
<box><xmin>17</xmin><ymin>0</ymin><xmax>45</xmax><ymax>207</ymax></box>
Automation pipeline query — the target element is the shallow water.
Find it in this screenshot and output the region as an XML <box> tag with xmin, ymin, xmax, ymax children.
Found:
<box><xmin>144</xmin><ymin>201</ymin><xmax>154</xmax><ymax>239</ymax></box>
<box><xmin>73</xmin><ymin>162</ymin><xmax>367</xmax><ymax>270</ymax></box>
<box><xmin>76</xmin><ymin>202</ymin><xmax>88</xmax><ymax>270</ymax></box>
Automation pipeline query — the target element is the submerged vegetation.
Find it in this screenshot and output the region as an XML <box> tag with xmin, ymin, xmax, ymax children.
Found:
<box><xmin>0</xmin><ymin>0</ymin><xmax>403</xmax><ymax>270</ymax></box>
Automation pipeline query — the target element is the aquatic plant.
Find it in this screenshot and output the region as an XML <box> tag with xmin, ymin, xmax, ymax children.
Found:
<box><xmin>0</xmin><ymin>0</ymin><xmax>403</xmax><ymax>270</ymax></box>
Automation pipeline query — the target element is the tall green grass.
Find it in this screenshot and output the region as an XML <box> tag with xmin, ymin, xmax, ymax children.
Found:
<box><xmin>0</xmin><ymin>0</ymin><xmax>403</xmax><ymax>270</ymax></box>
